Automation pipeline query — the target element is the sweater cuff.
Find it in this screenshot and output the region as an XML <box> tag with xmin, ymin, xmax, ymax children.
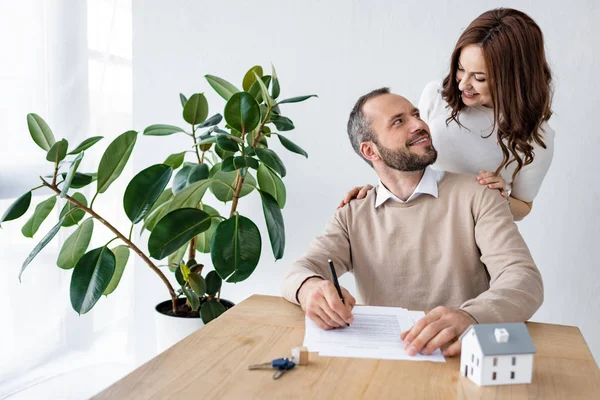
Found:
<box><xmin>460</xmin><ymin>304</ymin><xmax>502</xmax><ymax>324</ymax></box>
<box><xmin>281</xmin><ymin>272</ymin><xmax>324</xmax><ymax>305</ymax></box>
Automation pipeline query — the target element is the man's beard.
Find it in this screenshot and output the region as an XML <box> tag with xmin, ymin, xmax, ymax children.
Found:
<box><xmin>375</xmin><ymin>138</ymin><xmax>438</xmax><ymax>172</ymax></box>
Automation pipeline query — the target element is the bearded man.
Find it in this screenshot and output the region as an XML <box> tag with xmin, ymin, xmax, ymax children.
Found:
<box><xmin>280</xmin><ymin>88</ymin><xmax>543</xmax><ymax>357</ymax></box>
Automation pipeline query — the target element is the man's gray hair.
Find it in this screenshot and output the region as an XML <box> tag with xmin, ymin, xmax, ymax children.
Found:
<box><xmin>347</xmin><ymin>87</ymin><xmax>390</xmax><ymax>167</ymax></box>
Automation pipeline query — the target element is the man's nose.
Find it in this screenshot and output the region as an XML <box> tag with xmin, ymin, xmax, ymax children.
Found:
<box><xmin>410</xmin><ymin>116</ymin><xmax>429</xmax><ymax>134</ymax></box>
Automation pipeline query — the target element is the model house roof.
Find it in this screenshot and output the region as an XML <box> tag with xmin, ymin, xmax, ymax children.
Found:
<box><xmin>460</xmin><ymin>322</ymin><xmax>536</xmax><ymax>356</ymax></box>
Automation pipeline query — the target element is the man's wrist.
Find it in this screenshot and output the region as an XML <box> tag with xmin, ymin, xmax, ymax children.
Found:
<box><xmin>296</xmin><ymin>276</ymin><xmax>324</xmax><ymax>306</ymax></box>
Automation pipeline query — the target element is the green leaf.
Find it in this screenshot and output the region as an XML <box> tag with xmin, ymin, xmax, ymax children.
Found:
<box><xmin>19</xmin><ymin>216</ymin><xmax>65</xmax><ymax>281</ymax></box>
<box><xmin>210</xmin><ymin>165</ymin><xmax>256</xmax><ymax>202</ymax></box>
<box><xmin>148</xmin><ymin>208</ymin><xmax>212</xmax><ymax>259</ymax></box>
<box><xmin>257</xmin><ymin>164</ymin><xmax>286</xmax><ymax>208</ymax></box>
<box><xmin>27</xmin><ymin>113</ymin><xmax>56</xmax><ymax>151</ymax></box>
<box><xmin>277</xmin><ymin>94</ymin><xmax>318</xmax><ymax>105</ymax></box>
<box><xmin>242</xmin><ymin>66</ymin><xmax>263</xmax><ymax>91</ymax></box>
<box><xmin>58</xmin><ymin>172</ymin><xmax>96</xmax><ymax>189</ymax></box>
<box><xmin>275</xmin><ymin>134</ymin><xmax>308</xmax><ymax>158</ymax></box>
<box><xmin>183</xmin><ymin>287</ymin><xmax>200</xmax><ymax>312</ymax></box>
<box><xmin>97</xmin><ymin>130</ymin><xmax>138</xmax><ymax>193</ymax></box>
<box><xmin>224</xmin><ymin>92</ymin><xmax>260</xmax><ymax>134</ymax></box>
<box><xmin>221</xmin><ymin>156</ymin><xmax>259</xmax><ymax>172</ymax></box>
<box><xmin>249</xmin><ymin>75</ymin><xmax>272</xmax><ymax>104</ymax></box>
<box><xmin>175</xmin><ymin>262</ymin><xmax>186</xmax><ymax>286</ymax></box>
<box><xmin>269</xmin><ymin>114</ymin><xmax>295</xmax><ymax>131</ymax></box>
<box><xmin>205</xmin><ymin>74</ymin><xmax>240</xmax><ymax>101</ymax></box>
<box><xmin>142</xmin><ymin>189</ymin><xmax>173</xmax><ymax>231</ymax></box>
<box><xmin>188</xmin><ymin>272</ymin><xmax>206</xmax><ymax>297</ymax></box>
<box><xmin>205</xmin><ymin>270</ymin><xmax>222</xmax><ymax>296</ymax></box>
<box><xmin>180</xmin><ymin>93</ymin><xmax>188</xmax><ymax>107</ymax></box>
<box><xmin>169</xmin><ymin>243</ymin><xmax>188</xmax><ymax>267</ymax></box>
<box><xmin>60</xmin><ymin>193</ymin><xmax>87</xmax><ymax>227</ymax></box>
<box><xmin>197</xmin><ymin>113</ymin><xmax>223</xmax><ymax>129</ymax></box>
<box><xmin>124</xmin><ymin>164</ymin><xmax>173</xmax><ymax>224</ymax></box>
<box><xmin>1</xmin><ymin>191</ymin><xmax>32</xmax><ymax>226</ymax></box>
<box><xmin>21</xmin><ymin>196</ymin><xmax>57</xmax><ymax>238</ymax></box>
<box><xmin>163</xmin><ymin>152</ymin><xmax>186</xmax><ymax>169</ymax></box>
<box><xmin>255</xmin><ymin>148</ymin><xmax>286</xmax><ymax>177</ymax></box>
<box><xmin>200</xmin><ymin>299</ymin><xmax>227</xmax><ymax>324</ymax></box>
<box><xmin>172</xmin><ymin>163</ymin><xmax>209</xmax><ymax>195</ymax></box>
<box><xmin>70</xmin><ymin>247</ymin><xmax>115</xmax><ymax>314</ymax></box>
<box><xmin>143</xmin><ymin>124</ymin><xmax>186</xmax><ymax>136</ymax></box>
<box><xmin>183</xmin><ymin>93</ymin><xmax>209</xmax><ymax>125</ymax></box>
<box><xmin>46</xmin><ymin>139</ymin><xmax>69</xmax><ymax>163</ymax></box>
<box><xmin>259</xmin><ymin>191</ymin><xmax>285</xmax><ymax>260</ymax></box>
<box><xmin>196</xmin><ymin>205</ymin><xmax>220</xmax><ymax>253</ymax></box>
<box><xmin>216</xmin><ymin>135</ymin><xmax>240</xmax><ymax>153</ymax></box>
<box><xmin>211</xmin><ymin>214</ymin><xmax>261</xmax><ymax>283</ymax></box>
<box><xmin>60</xmin><ymin>151</ymin><xmax>84</xmax><ymax>197</ymax></box>
<box><xmin>271</xmin><ymin>64</ymin><xmax>280</xmax><ymax>99</ymax></box>
<box><xmin>252</xmin><ymin>73</ymin><xmax>275</xmax><ymax>107</ymax></box>
<box><xmin>168</xmin><ymin>179</ymin><xmax>213</xmax><ymax>211</ymax></box>
<box><xmin>57</xmin><ymin>218</ymin><xmax>94</xmax><ymax>270</ymax></box>
<box><xmin>68</xmin><ymin>136</ymin><xmax>103</xmax><ymax>155</ymax></box>
<box><xmin>103</xmin><ymin>245</ymin><xmax>130</xmax><ymax>295</ymax></box>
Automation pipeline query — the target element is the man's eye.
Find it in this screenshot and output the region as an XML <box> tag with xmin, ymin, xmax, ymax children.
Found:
<box><xmin>415</xmin><ymin>113</ymin><xmax>421</xmax><ymax>119</ymax></box>
<box><xmin>393</xmin><ymin>119</ymin><xmax>403</xmax><ymax>125</ymax></box>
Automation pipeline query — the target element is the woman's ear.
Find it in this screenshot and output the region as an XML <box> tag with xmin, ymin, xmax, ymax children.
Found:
<box><xmin>360</xmin><ymin>142</ymin><xmax>379</xmax><ymax>163</ymax></box>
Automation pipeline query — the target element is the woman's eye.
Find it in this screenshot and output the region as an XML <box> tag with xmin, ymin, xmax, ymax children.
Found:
<box><xmin>475</xmin><ymin>77</ymin><xmax>486</xmax><ymax>82</ymax></box>
<box><xmin>457</xmin><ymin>66</ymin><xmax>464</xmax><ymax>71</ymax></box>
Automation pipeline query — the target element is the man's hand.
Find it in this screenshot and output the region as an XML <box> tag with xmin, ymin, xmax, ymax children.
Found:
<box><xmin>400</xmin><ymin>306</ymin><xmax>476</xmax><ymax>357</ymax></box>
<box><xmin>298</xmin><ymin>278</ymin><xmax>356</xmax><ymax>329</ymax></box>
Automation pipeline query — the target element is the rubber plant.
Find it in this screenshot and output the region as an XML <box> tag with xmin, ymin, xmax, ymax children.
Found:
<box><xmin>1</xmin><ymin>64</ymin><xmax>316</xmax><ymax>323</ymax></box>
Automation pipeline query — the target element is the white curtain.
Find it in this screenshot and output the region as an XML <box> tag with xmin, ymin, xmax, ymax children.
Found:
<box><xmin>0</xmin><ymin>0</ymin><xmax>134</xmax><ymax>398</ymax></box>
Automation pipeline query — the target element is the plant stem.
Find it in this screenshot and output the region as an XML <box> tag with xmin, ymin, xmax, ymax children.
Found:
<box><xmin>51</xmin><ymin>161</ymin><xmax>59</xmax><ymax>187</ymax></box>
<box><xmin>229</xmin><ymin>170</ymin><xmax>244</xmax><ymax>217</ymax></box>
<box><xmin>30</xmin><ymin>184</ymin><xmax>46</xmax><ymax>192</ymax></box>
<box><xmin>253</xmin><ymin>106</ymin><xmax>272</xmax><ymax>147</ymax></box>
<box><xmin>128</xmin><ymin>223</ymin><xmax>134</xmax><ymax>241</ymax></box>
<box><xmin>41</xmin><ymin>178</ymin><xmax>178</xmax><ymax>313</ymax></box>
<box><xmin>191</xmin><ymin>125</ymin><xmax>202</xmax><ymax>164</ymax></box>
<box><xmin>90</xmin><ymin>192</ymin><xmax>99</xmax><ymax>209</ymax></box>
<box><xmin>188</xmin><ymin>236</ymin><xmax>197</xmax><ymax>260</ymax></box>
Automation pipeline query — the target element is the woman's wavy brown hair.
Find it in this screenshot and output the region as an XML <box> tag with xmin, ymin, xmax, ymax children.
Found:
<box><xmin>441</xmin><ymin>8</ymin><xmax>553</xmax><ymax>182</ymax></box>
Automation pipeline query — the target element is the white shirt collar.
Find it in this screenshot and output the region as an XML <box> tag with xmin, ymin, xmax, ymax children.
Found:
<box><xmin>375</xmin><ymin>167</ymin><xmax>445</xmax><ymax>208</ymax></box>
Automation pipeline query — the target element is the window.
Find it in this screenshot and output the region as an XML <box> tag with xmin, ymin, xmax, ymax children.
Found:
<box><xmin>492</xmin><ymin>372</ymin><xmax>497</xmax><ymax>380</ymax></box>
<box><xmin>470</xmin><ymin>367</ymin><xmax>473</xmax><ymax>376</ymax></box>
<box><xmin>471</xmin><ymin>354</ymin><xmax>474</xmax><ymax>362</ymax></box>
<box><xmin>476</xmin><ymin>358</ymin><xmax>479</xmax><ymax>366</ymax></box>
<box><xmin>512</xmin><ymin>357</ymin><xmax>516</xmax><ymax>366</ymax></box>
<box><xmin>511</xmin><ymin>371</ymin><xmax>515</xmax><ymax>379</ymax></box>
<box><xmin>493</xmin><ymin>357</ymin><xmax>498</xmax><ymax>366</ymax></box>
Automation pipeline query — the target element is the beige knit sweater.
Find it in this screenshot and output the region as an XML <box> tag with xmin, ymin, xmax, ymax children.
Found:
<box><xmin>281</xmin><ymin>172</ymin><xmax>543</xmax><ymax>324</ymax></box>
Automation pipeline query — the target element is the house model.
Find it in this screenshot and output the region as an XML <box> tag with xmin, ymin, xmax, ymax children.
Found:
<box><xmin>459</xmin><ymin>322</ymin><xmax>536</xmax><ymax>386</ymax></box>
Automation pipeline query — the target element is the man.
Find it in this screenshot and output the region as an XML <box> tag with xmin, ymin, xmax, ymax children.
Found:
<box><xmin>280</xmin><ymin>88</ymin><xmax>543</xmax><ymax>357</ymax></box>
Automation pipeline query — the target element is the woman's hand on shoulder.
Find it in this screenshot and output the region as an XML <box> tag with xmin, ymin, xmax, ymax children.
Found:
<box><xmin>477</xmin><ymin>170</ymin><xmax>507</xmax><ymax>197</ymax></box>
<box><xmin>337</xmin><ymin>184</ymin><xmax>374</xmax><ymax>209</ymax></box>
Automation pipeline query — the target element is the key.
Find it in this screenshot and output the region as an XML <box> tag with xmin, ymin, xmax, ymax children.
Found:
<box><xmin>272</xmin><ymin>360</ymin><xmax>296</xmax><ymax>380</ymax></box>
<box><xmin>248</xmin><ymin>358</ymin><xmax>289</xmax><ymax>370</ymax></box>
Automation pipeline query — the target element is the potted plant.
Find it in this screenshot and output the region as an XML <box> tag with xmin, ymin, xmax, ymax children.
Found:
<box><xmin>1</xmin><ymin>64</ymin><xmax>316</xmax><ymax>351</ymax></box>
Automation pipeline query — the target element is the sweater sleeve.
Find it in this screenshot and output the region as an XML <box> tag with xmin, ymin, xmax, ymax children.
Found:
<box><xmin>509</xmin><ymin>122</ymin><xmax>555</xmax><ymax>202</ymax></box>
<box><xmin>460</xmin><ymin>187</ymin><xmax>544</xmax><ymax>323</ymax></box>
<box><xmin>280</xmin><ymin>209</ymin><xmax>353</xmax><ymax>305</ymax></box>
<box><xmin>418</xmin><ymin>80</ymin><xmax>442</xmax><ymax>124</ymax></box>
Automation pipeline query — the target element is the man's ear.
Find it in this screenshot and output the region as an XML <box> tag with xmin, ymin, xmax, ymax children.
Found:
<box><xmin>360</xmin><ymin>142</ymin><xmax>379</xmax><ymax>163</ymax></box>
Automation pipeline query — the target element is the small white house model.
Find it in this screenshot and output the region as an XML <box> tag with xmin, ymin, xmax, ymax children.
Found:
<box><xmin>459</xmin><ymin>322</ymin><xmax>536</xmax><ymax>386</ymax></box>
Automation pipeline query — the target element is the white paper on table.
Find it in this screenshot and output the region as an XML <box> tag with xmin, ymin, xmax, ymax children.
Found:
<box><xmin>303</xmin><ymin>305</ymin><xmax>445</xmax><ymax>362</ymax></box>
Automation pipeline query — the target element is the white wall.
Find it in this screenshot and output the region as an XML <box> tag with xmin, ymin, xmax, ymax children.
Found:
<box><xmin>132</xmin><ymin>0</ymin><xmax>600</xmax><ymax>364</ymax></box>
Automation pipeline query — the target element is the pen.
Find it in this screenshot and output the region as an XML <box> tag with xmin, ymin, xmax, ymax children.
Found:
<box><xmin>328</xmin><ymin>259</ymin><xmax>350</xmax><ymax>326</ymax></box>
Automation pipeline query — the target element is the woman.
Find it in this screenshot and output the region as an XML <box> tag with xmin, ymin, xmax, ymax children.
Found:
<box><xmin>339</xmin><ymin>8</ymin><xmax>554</xmax><ymax>221</ymax></box>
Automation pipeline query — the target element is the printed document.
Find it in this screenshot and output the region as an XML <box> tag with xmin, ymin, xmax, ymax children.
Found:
<box><xmin>303</xmin><ymin>305</ymin><xmax>445</xmax><ymax>362</ymax></box>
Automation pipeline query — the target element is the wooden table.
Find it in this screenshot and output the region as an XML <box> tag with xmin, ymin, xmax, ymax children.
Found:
<box><xmin>95</xmin><ymin>295</ymin><xmax>600</xmax><ymax>399</ymax></box>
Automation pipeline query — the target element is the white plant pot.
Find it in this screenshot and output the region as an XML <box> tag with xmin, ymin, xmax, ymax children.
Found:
<box><xmin>154</xmin><ymin>298</ymin><xmax>234</xmax><ymax>354</ymax></box>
